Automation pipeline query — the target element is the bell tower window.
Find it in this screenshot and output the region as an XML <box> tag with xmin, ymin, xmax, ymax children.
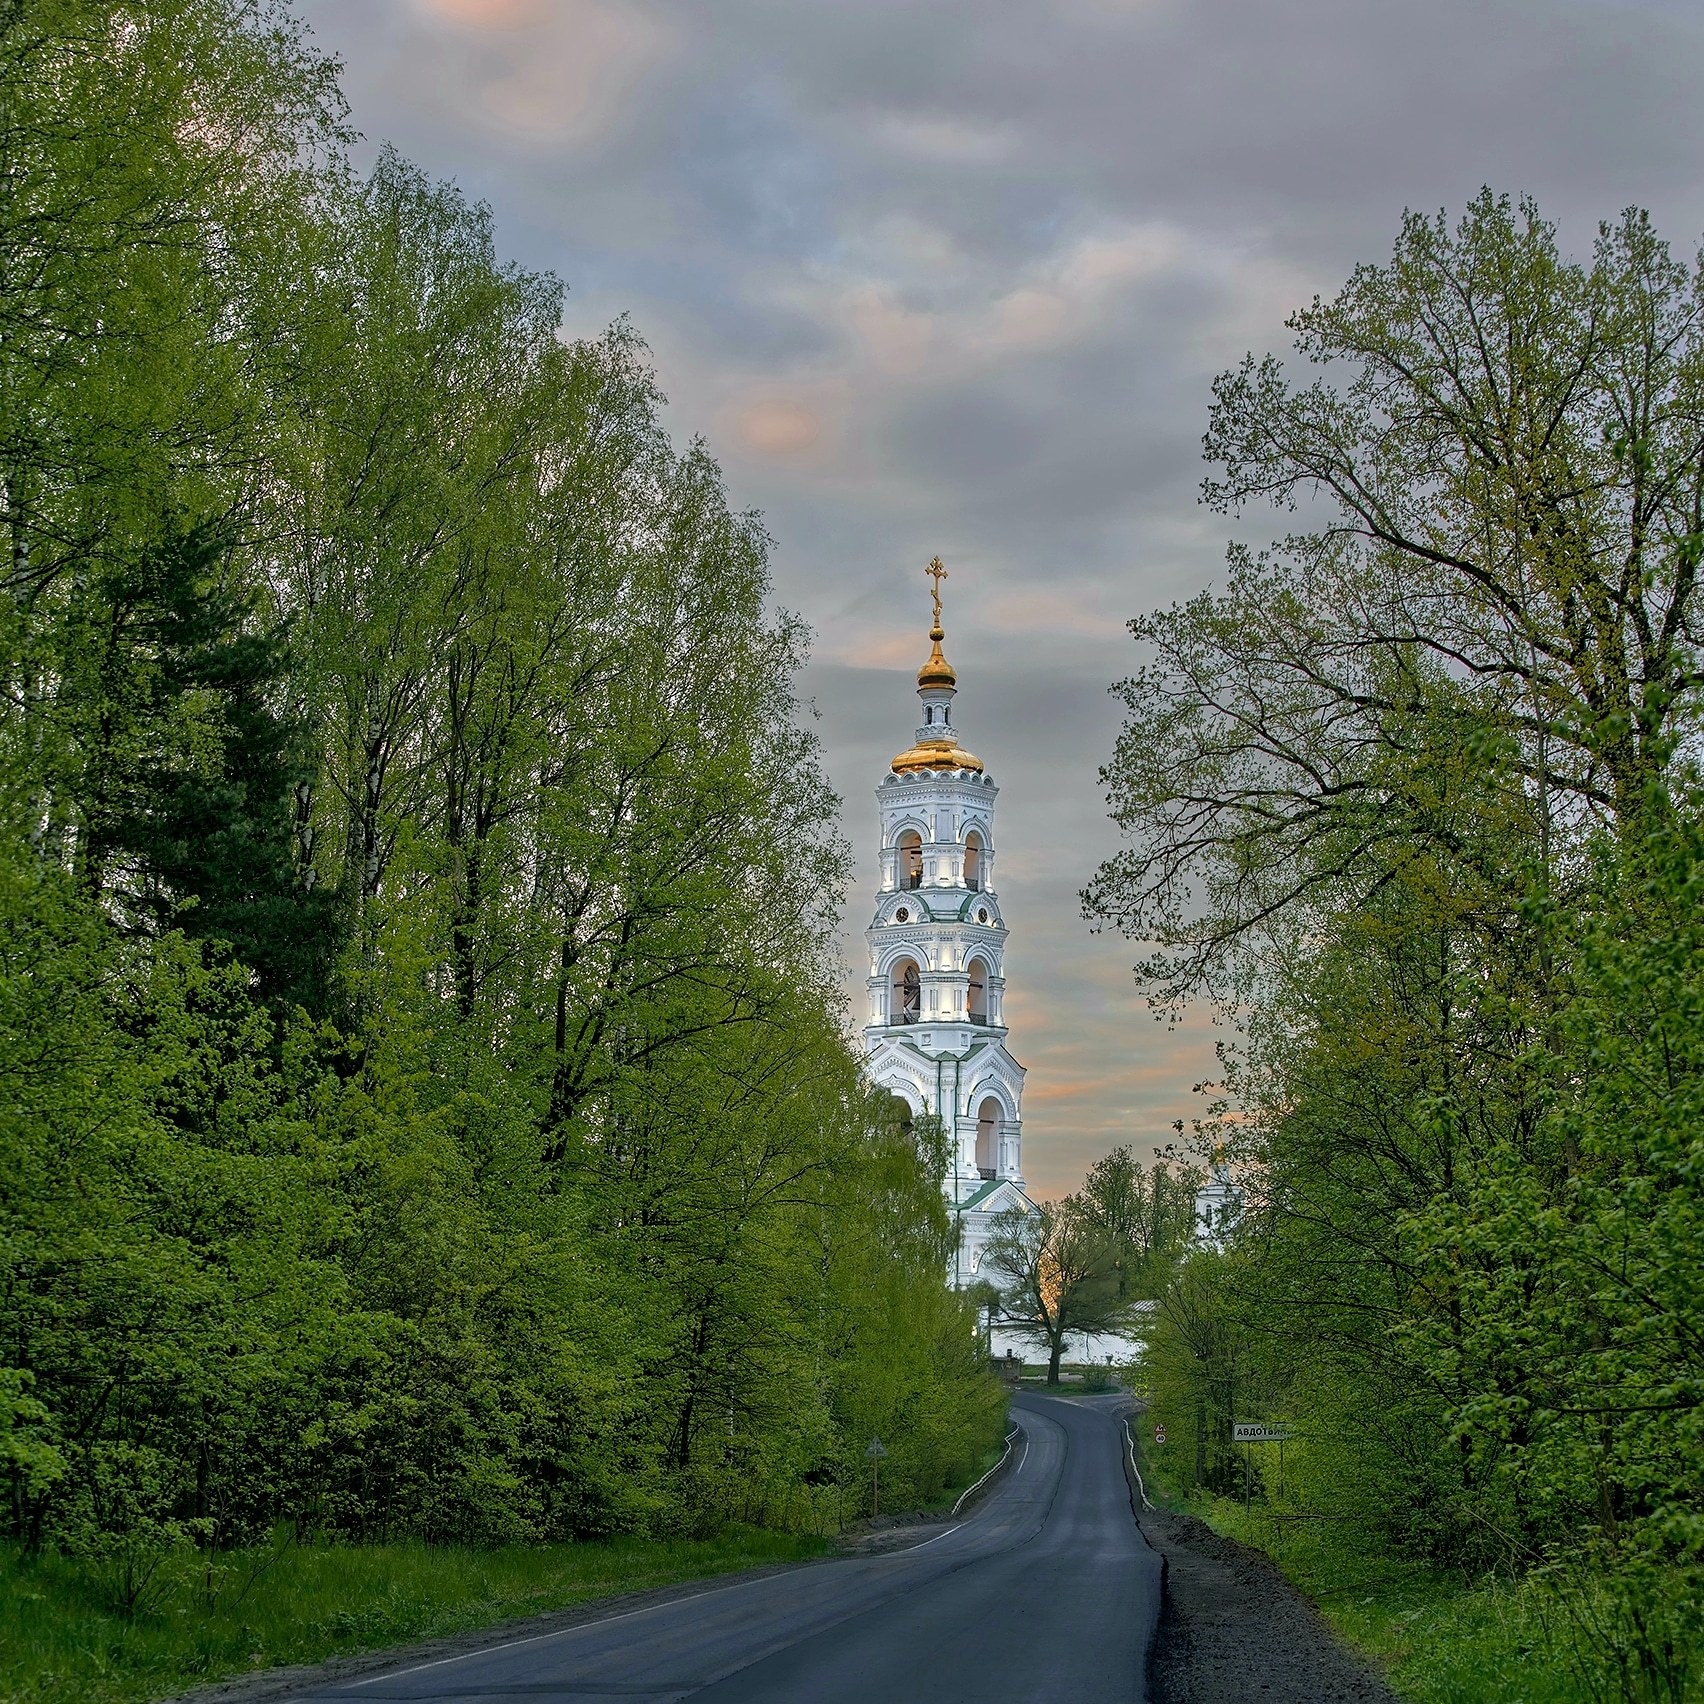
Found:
<box><xmin>964</xmin><ymin>829</ymin><xmax>983</xmax><ymax>891</ymax></box>
<box><xmin>967</xmin><ymin>956</ymin><xmax>989</xmax><ymax>1024</ymax></box>
<box><xmin>891</xmin><ymin>958</ymin><xmax>921</xmax><ymax>1025</ymax></box>
<box><xmin>976</xmin><ymin>1098</ymin><xmax>1000</xmax><ymax>1178</ymax></box>
<box><xmin>897</xmin><ymin>830</ymin><xmax>923</xmax><ymax>890</ymax></box>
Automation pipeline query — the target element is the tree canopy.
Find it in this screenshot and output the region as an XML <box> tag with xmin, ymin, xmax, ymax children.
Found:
<box><xmin>1103</xmin><ymin>193</ymin><xmax>1704</xmax><ymax>1698</ymax></box>
<box><xmin>0</xmin><ymin>0</ymin><xmax>1001</xmax><ymax>1579</ymax></box>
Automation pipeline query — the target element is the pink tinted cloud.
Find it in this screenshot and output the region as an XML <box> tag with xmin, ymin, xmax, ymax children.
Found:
<box><xmin>412</xmin><ymin>0</ymin><xmax>547</xmax><ymax>27</ymax></box>
<box><xmin>410</xmin><ymin>0</ymin><xmax>671</xmax><ymax>146</ymax></box>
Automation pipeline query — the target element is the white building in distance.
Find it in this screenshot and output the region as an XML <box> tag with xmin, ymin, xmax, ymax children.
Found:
<box><xmin>861</xmin><ymin>561</ymin><xmax>1038</xmax><ymax>1286</ymax></box>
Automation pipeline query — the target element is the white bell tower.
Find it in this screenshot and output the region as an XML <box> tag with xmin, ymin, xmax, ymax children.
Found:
<box><xmin>862</xmin><ymin>559</ymin><xmax>1037</xmax><ymax>1284</ymax></box>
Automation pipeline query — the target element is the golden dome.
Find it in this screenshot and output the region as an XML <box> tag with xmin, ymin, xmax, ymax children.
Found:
<box><xmin>917</xmin><ymin>626</ymin><xmax>956</xmax><ymax>690</ymax></box>
<box><xmin>891</xmin><ymin>735</ymin><xmax>984</xmax><ymax>775</ymax></box>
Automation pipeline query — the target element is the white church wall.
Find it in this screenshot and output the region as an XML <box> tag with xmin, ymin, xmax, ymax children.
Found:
<box><xmin>987</xmin><ymin>1323</ymin><xmax>1149</xmax><ymax>1368</ymax></box>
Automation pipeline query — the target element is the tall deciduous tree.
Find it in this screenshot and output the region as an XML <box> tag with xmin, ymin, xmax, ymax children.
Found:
<box><xmin>1</xmin><ymin>0</ymin><xmax>1004</xmax><ymax>1580</ymax></box>
<box><xmin>1101</xmin><ymin>193</ymin><xmax>1704</xmax><ymax>1694</ymax></box>
<box><xmin>983</xmin><ymin>1201</ymin><xmax>1131</xmax><ymax>1384</ymax></box>
<box><xmin>1085</xmin><ymin>192</ymin><xmax>1704</xmax><ymax>1005</ymax></box>
<box><xmin>1071</xmin><ymin>1147</ymin><xmax>1201</xmax><ymax>1300</ymax></box>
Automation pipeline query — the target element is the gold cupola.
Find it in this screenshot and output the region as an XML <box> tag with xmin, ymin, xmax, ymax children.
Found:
<box><xmin>890</xmin><ymin>736</ymin><xmax>983</xmax><ymax>775</ymax></box>
<box><xmin>916</xmin><ymin>629</ymin><xmax>956</xmax><ymax>691</ymax></box>
<box><xmin>891</xmin><ymin>557</ymin><xmax>983</xmax><ymax>775</ymax></box>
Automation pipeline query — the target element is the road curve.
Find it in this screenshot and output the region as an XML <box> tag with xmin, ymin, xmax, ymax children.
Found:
<box><xmin>303</xmin><ymin>1392</ymin><xmax>1162</xmax><ymax>1703</ymax></box>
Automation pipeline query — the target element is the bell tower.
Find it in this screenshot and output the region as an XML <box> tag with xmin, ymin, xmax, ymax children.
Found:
<box><xmin>862</xmin><ymin>559</ymin><xmax>1037</xmax><ymax>1283</ymax></box>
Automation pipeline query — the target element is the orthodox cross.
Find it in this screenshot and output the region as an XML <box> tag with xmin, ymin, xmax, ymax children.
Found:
<box><xmin>925</xmin><ymin>556</ymin><xmax>948</xmax><ymax>628</ymax></box>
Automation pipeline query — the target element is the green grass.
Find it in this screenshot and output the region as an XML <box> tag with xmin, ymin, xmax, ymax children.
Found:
<box><xmin>0</xmin><ymin>1526</ymin><xmax>827</xmax><ymax>1704</ymax></box>
<box><xmin>917</xmin><ymin>1441</ymin><xmax>1008</xmax><ymax>1515</ymax></box>
<box><xmin>1199</xmin><ymin>1502</ymin><xmax>1587</xmax><ymax>1704</ymax></box>
<box><xmin>1130</xmin><ymin>1442</ymin><xmax>1603</xmax><ymax>1704</ymax></box>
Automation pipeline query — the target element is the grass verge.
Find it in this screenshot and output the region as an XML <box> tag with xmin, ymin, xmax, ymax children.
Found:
<box><xmin>918</xmin><ymin>1439</ymin><xmax>1008</xmax><ymax>1515</ymax></box>
<box><xmin>1198</xmin><ymin>1500</ymin><xmax>1586</xmax><ymax>1704</ymax></box>
<box><xmin>1132</xmin><ymin>1436</ymin><xmax>1599</xmax><ymax>1703</ymax></box>
<box><xmin>0</xmin><ymin>1526</ymin><xmax>827</xmax><ymax>1704</ymax></box>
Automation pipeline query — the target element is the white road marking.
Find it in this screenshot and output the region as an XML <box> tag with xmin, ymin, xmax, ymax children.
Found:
<box><xmin>341</xmin><ymin>1570</ymin><xmax>790</xmax><ymax>1689</ymax></box>
<box><xmin>345</xmin><ymin>1417</ymin><xmax>1047</xmax><ymax>1690</ymax></box>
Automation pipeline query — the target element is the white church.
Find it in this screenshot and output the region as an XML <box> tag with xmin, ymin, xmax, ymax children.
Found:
<box><xmin>859</xmin><ymin>564</ymin><xmax>1237</xmax><ymax>1372</ymax></box>
<box><xmin>861</xmin><ymin>561</ymin><xmax>1040</xmax><ymax>1289</ymax></box>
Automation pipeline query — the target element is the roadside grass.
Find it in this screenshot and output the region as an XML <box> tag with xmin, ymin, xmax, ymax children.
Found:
<box><xmin>1135</xmin><ymin>1443</ymin><xmax>1594</xmax><ymax>1704</ymax></box>
<box><xmin>1200</xmin><ymin>1502</ymin><xmax>1585</xmax><ymax>1704</ymax></box>
<box><xmin>0</xmin><ymin>1526</ymin><xmax>827</xmax><ymax>1704</ymax></box>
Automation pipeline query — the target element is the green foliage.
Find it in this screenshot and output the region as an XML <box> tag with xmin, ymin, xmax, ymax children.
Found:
<box><xmin>0</xmin><ymin>1527</ymin><xmax>824</xmax><ymax>1704</ymax></box>
<box><xmin>1136</xmin><ymin>1248</ymin><xmax>1278</xmax><ymax>1499</ymax></box>
<box><xmin>59</xmin><ymin>523</ymin><xmax>343</xmax><ymax>1008</ymax></box>
<box><xmin>0</xmin><ymin>0</ymin><xmax>1001</xmax><ymax>1641</ymax></box>
<box><xmin>982</xmin><ymin>1200</ymin><xmax>1132</xmax><ymax>1384</ymax></box>
<box><xmin>1071</xmin><ymin>1146</ymin><xmax>1200</xmax><ymax>1300</ymax></box>
<box><xmin>1099</xmin><ymin>193</ymin><xmax>1704</xmax><ymax>1699</ymax></box>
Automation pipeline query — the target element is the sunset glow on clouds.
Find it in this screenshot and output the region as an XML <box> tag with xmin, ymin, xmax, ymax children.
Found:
<box><xmin>412</xmin><ymin>0</ymin><xmax>546</xmax><ymax>27</ymax></box>
<box><xmin>726</xmin><ymin>394</ymin><xmax>826</xmax><ymax>457</ymax></box>
<box><xmin>301</xmin><ymin>0</ymin><xmax>1704</xmax><ymax>1198</ymax></box>
<box><xmin>406</xmin><ymin>0</ymin><xmax>671</xmax><ymax>145</ymax></box>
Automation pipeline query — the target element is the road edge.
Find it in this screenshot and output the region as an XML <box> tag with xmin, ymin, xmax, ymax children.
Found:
<box><xmin>162</xmin><ymin>1555</ymin><xmax>837</xmax><ymax>1704</ymax></box>
<box><xmin>1117</xmin><ymin>1412</ymin><xmax>1401</xmax><ymax>1704</ymax></box>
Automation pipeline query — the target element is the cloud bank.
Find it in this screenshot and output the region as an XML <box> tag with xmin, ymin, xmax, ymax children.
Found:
<box><xmin>300</xmin><ymin>0</ymin><xmax>1704</xmax><ymax>1193</ymax></box>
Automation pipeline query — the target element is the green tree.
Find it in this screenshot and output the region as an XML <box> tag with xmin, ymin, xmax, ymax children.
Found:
<box><xmin>60</xmin><ymin>524</ymin><xmax>342</xmax><ymax>1009</ymax></box>
<box><xmin>1071</xmin><ymin>1147</ymin><xmax>1201</xmax><ymax>1300</ymax></box>
<box><xmin>1138</xmin><ymin>1249</ymin><xmax>1271</xmax><ymax>1498</ymax></box>
<box><xmin>0</xmin><ymin>0</ymin><xmax>1003</xmax><ymax>1591</ymax></box>
<box><xmin>1085</xmin><ymin>192</ymin><xmax>1704</xmax><ymax>1006</ymax></box>
<box><xmin>982</xmin><ymin>1201</ymin><xmax>1131</xmax><ymax>1385</ymax></box>
<box><xmin>1091</xmin><ymin>192</ymin><xmax>1704</xmax><ymax>1695</ymax></box>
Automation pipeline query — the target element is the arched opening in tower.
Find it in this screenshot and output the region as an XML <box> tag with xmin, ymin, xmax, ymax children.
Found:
<box><xmin>967</xmin><ymin>956</ymin><xmax>989</xmax><ymax>1024</ymax></box>
<box><xmin>891</xmin><ymin>957</ymin><xmax>921</xmax><ymax>1024</ymax></box>
<box><xmin>963</xmin><ymin>830</ymin><xmax>983</xmax><ymax>891</ymax></box>
<box><xmin>976</xmin><ymin>1098</ymin><xmax>1000</xmax><ymax>1178</ymax></box>
<box><xmin>897</xmin><ymin>830</ymin><xmax>923</xmax><ymax>890</ymax></box>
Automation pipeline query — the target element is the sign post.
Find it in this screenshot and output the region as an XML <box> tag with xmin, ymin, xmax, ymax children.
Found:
<box><xmin>1231</xmin><ymin>1424</ymin><xmax>1294</xmax><ymax>1512</ymax></box>
<box><xmin>865</xmin><ymin>1436</ymin><xmax>888</xmax><ymax>1517</ymax></box>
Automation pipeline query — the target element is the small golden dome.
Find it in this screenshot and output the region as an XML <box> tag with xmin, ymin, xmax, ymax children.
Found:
<box><xmin>917</xmin><ymin>626</ymin><xmax>956</xmax><ymax>690</ymax></box>
<box><xmin>891</xmin><ymin>735</ymin><xmax>984</xmax><ymax>775</ymax></box>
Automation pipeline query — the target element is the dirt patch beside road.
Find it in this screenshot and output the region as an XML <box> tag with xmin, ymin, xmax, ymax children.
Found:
<box><xmin>1138</xmin><ymin>1506</ymin><xmax>1401</xmax><ymax>1704</ymax></box>
<box><xmin>835</xmin><ymin>1507</ymin><xmax>956</xmax><ymax>1554</ymax></box>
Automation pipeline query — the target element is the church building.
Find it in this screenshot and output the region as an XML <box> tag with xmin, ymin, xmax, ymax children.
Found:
<box><xmin>862</xmin><ymin>561</ymin><xmax>1039</xmax><ymax>1286</ymax></box>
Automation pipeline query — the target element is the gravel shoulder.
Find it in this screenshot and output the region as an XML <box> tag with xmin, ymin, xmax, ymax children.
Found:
<box><xmin>1137</xmin><ymin>1506</ymin><xmax>1402</xmax><ymax>1704</ymax></box>
<box><xmin>1095</xmin><ymin>1388</ymin><xmax>1398</xmax><ymax>1703</ymax></box>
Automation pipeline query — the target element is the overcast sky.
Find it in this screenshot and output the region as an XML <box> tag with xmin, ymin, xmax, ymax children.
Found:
<box><xmin>294</xmin><ymin>0</ymin><xmax>1704</xmax><ymax>1196</ymax></box>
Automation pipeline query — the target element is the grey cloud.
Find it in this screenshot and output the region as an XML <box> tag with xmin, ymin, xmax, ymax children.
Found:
<box><xmin>296</xmin><ymin>0</ymin><xmax>1704</xmax><ymax>1194</ymax></box>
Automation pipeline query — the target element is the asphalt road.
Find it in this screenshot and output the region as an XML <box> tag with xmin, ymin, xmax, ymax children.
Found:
<box><xmin>298</xmin><ymin>1391</ymin><xmax>1162</xmax><ymax>1704</ymax></box>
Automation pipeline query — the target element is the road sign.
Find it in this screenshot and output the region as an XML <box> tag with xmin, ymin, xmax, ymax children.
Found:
<box><xmin>1153</xmin><ymin>1425</ymin><xmax>1166</xmax><ymax>1445</ymax></box>
<box><xmin>866</xmin><ymin>1437</ymin><xmax>888</xmax><ymax>1518</ymax></box>
<box><xmin>1232</xmin><ymin>1423</ymin><xmax>1293</xmax><ymax>1442</ymax></box>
